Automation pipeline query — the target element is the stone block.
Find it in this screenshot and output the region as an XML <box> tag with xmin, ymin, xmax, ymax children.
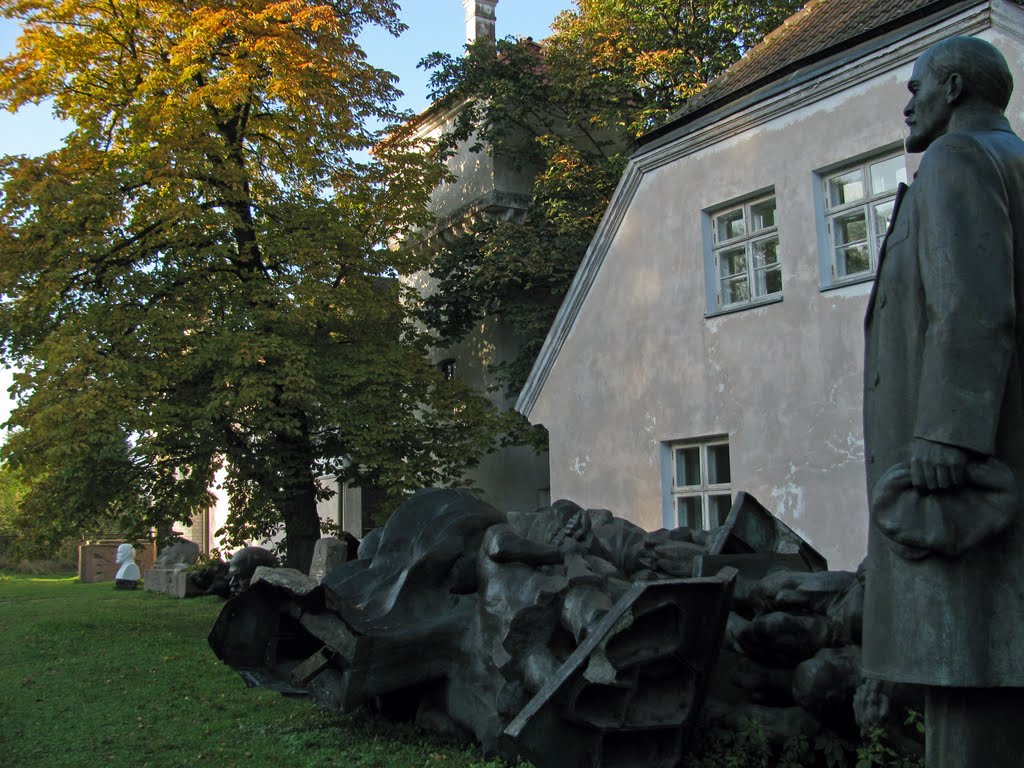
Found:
<box><xmin>143</xmin><ymin>567</ymin><xmax>197</xmax><ymax>598</ymax></box>
<box><xmin>251</xmin><ymin>566</ymin><xmax>319</xmax><ymax>597</ymax></box>
<box><xmin>299</xmin><ymin>611</ymin><xmax>361</xmax><ymax>659</ymax></box>
<box><xmin>290</xmin><ymin>647</ymin><xmax>335</xmax><ymax>685</ymax></box>
<box><xmin>308</xmin><ymin>536</ymin><xmax>358</xmax><ymax>583</ymax></box>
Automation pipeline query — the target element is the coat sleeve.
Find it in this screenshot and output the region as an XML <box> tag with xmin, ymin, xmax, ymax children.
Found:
<box><xmin>913</xmin><ymin>133</ymin><xmax>1016</xmax><ymax>455</ymax></box>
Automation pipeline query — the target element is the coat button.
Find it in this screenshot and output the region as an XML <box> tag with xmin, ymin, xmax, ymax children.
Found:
<box><xmin>869</xmin><ymin>454</ymin><xmax>876</xmax><ymax>464</ymax></box>
<box><xmin>879</xmin><ymin>293</ymin><xmax>887</xmax><ymax>307</ymax></box>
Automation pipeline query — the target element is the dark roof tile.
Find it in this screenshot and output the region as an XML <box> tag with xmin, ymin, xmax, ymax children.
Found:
<box><xmin>646</xmin><ymin>0</ymin><xmax>979</xmax><ymax>141</ymax></box>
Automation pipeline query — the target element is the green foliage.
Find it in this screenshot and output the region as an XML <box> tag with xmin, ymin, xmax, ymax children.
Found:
<box><xmin>418</xmin><ymin>0</ymin><xmax>804</xmax><ymax>397</ymax></box>
<box><xmin>686</xmin><ymin>718</ymin><xmax>923</xmax><ymax>768</ymax></box>
<box><xmin>546</xmin><ymin>0</ymin><xmax>806</xmax><ymax>136</ymax></box>
<box><xmin>905</xmin><ymin>708</ymin><xmax>925</xmax><ymax>737</ymax></box>
<box><xmin>816</xmin><ymin>730</ymin><xmax>856</xmax><ymax>768</ymax></box>
<box><xmin>418</xmin><ymin>140</ymin><xmax>625</xmax><ymax>398</ymax></box>
<box><xmin>0</xmin><ymin>460</ymin><xmax>26</xmax><ymax>553</ymax></box>
<box><xmin>0</xmin><ymin>573</ymin><xmax>524</xmax><ymax>768</ymax></box>
<box><xmin>0</xmin><ymin>1</ymin><xmax>509</xmax><ymax>569</ymax></box>
<box><xmin>687</xmin><ymin>718</ymin><xmax>772</xmax><ymax>768</ymax></box>
<box><xmin>855</xmin><ymin>725</ymin><xmax>924</xmax><ymax>768</ymax></box>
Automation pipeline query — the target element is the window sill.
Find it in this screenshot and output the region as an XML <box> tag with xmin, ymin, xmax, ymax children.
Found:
<box><xmin>705</xmin><ymin>294</ymin><xmax>783</xmax><ymax>319</ymax></box>
<box><xmin>820</xmin><ymin>273</ymin><xmax>875</xmax><ymax>292</ymax></box>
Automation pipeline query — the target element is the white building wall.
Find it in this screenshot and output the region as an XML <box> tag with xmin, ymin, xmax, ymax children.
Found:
<box><xmin>529</xmin><ymin>18</ymin><xmax>1024</xmax><ymax>570</ymax></box>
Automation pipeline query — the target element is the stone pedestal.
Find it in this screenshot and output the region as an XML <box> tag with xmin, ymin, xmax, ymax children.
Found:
<box><xmin>143</xmin><ymin>567</ymin><xmax>197</xmax><ymax>598</ymax></box>
<box><xmin>308</xmin><ymin>536</ymin><xmax>353</xmax><ymax>583</ymax></box>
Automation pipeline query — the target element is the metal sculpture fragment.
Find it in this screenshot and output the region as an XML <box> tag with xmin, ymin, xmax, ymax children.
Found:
<box><xmin>209</xmin><ymin>489</ymin><xmax>737</xmax><ymax>767</ymax></box>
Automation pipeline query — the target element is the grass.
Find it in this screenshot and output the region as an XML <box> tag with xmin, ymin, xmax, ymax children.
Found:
<box><xmin>0</xmin><ymin>573</ymin><xmax>514</xmax><ymax>768</ymax></box>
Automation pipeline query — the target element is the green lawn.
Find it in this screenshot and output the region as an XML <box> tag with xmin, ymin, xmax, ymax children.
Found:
<box><xmin>0</xmin><ymin>573</ymin><xmax>512</xmax><ymax>768</ymax></box>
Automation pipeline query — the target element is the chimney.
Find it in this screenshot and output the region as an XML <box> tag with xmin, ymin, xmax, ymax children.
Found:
<box><xmin>463</xmin><ymin>0</ymin><xmax>498</xmax><ymax>45</ymax></box>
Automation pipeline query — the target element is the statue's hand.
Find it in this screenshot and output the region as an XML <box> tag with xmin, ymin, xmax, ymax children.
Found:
<box><xmin>910</xmin><ymin>438</ymin><xmax>969</xmax><ymax>491</ymax></box>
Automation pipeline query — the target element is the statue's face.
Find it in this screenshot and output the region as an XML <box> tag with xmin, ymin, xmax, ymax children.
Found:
<box><xmin>904</xmin><ymin>53</ymin><xmax>955</xmax><ymax>153</ymax></box>
<box><xmin>115</xmin><ymin>544</ymin><xmax>134</xmax><ymax>565</ymax></box>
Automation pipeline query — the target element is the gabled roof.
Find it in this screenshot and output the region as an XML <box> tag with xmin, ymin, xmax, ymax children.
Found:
<box><xmin>641</xmin><ymin>0</ymin><xmax>982</xmax><ymax>145</ymax></box>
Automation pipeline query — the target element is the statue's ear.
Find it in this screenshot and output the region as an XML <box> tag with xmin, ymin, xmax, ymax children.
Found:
<box><xmin>945</xmin><ymin>72</ymin><xmax>964</xmax><ymax>104</ymax></box>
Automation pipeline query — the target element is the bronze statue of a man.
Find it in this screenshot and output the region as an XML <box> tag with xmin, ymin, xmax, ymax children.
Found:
<box><xmin>863</xmin><ymin>36</ymin><xmax>1024</xmax><ymax>766</ymax></box>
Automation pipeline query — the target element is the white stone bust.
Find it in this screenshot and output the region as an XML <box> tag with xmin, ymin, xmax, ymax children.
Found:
<box><xmin>115</xmin><ymin>543</ymin><xmax>141</xmax><ymax>582</ymax></box>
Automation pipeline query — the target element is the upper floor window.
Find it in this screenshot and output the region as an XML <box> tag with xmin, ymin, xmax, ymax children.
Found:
<box><xmin>708</xmin><ymin>193</ymin><xmax>781</xmax><ymax>313</ymax></box>
<box><xmin>821</xmin><ymin>153</ymin><xmax>906</xmax><ymax>286</ymax></box>
<box><xmin>668</xmin><ymin>438</ymin><xmax>732</xmax><ymax>530</ymax></box>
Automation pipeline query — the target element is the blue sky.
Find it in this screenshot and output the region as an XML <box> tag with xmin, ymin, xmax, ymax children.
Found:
<box><xmin>0</xmin><ymin>1</ymin><xmax>576</xmax><ymax>431</ymax></box>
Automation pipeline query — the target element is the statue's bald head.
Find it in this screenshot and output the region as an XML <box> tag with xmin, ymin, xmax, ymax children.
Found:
<box><xmin>924</xmin><ymin>36</ymin><xmax>1013</xmax><ymax>112</ymax></box>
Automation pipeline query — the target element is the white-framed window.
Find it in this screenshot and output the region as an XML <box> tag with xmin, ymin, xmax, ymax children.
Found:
<box><xmin>821</xmin><ymin>152</ymin><xmax>907</xmax><ymax>286</ymax></box>
<box><xmin>708</xmin><ymin>193</ymin><xmax>781</xmax><ymax>313</ymax></box>
<box><xmin>668</xmin><ymin>438</ymin><xmax>732</xmax><ymax>530</ymax></box>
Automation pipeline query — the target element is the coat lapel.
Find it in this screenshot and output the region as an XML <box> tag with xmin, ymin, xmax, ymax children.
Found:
<box><xmin>866</xmin><ymin>181</ymin><xmax>909</xmax><ymax>322</ymax></box>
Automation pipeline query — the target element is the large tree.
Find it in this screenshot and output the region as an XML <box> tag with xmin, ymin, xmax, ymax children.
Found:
<box><xmin>0</xmin><ymin>0</ymin><xmax>510</xmax><ymax>569</ymax></box>
<box><xmin>419</xmin><ymin>0</ymin><xmax>804</xmax><ymax>397</ymax></box>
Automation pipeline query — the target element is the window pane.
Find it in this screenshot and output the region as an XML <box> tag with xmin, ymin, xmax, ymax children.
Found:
<box><xmin>752</xmin><ymin>237</ymin><xmax>779</xmax><ymax>268</ymax></box>
<box><xmin>709</xmin><ymin>494</ymin><xmax>733</xmax><ymax>527</ymax></box>
<box><xmin>674</xmin><ymin>447</ymin><xmax>701</xmax><ymax>487</ymax></box>
<box><xmin>869</xmin><ymin>156</ymin><xmax>906</xmax><ymax>195</ymax></box>
<box><xmin>833</xmin><ymin>211</ymin><xmax>867</xmax><ymax>247</ymax></box>
<box><xmin>749</xmin><ymin>198</ymin><xmax>776</xmax><ymax>231</ymax></box>
<box><xmin>707</xmin><ymin>443</ymin><xmax>731</xmax><ymax>484</ymax></box>
<box><xmin>828</xmin><ymin>170</ymin><xmax>864</xmax><ymax>207</ymax></box>
<box><xmin>720</xmin><ymin>275</ymin><xmax>750</xmax><ymax>305</ymax></box>
<box><xmin>873</xmin><ymin>200</ymin><xmax>895</xmax><ymax>239</ymax></box>
<box><xmin>677</xmin><ymin>496</ymin><xmax>703</xmax><ymax>529</ymax></box>
<box><xmin>754</xmin><ymin>264</ymin><xmax>782</xmax><ymax>296</ymax></box>
<box><xmin>715</xmin><ymin>208</ymin><xmax>745</xmax><ymax>242</ymax></box>
<box><xmin>718</xmin><ymin>246</ymin><xmax>747</xmax><ymax>278</ymax></box>
<box><xmin>837</xmin><ymin>244</ymin><xmax>870</xmax><ymax>276</ymax></box>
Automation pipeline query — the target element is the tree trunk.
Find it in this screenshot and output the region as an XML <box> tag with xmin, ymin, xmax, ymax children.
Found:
<box><xmin>282</xmin><ymin>474</ymin><xmax>320</xmax><ymax>573</ymax></box>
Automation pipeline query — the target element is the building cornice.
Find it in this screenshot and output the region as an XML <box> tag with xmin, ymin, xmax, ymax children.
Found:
<box><xmin>414</xmin><ymin>190</ymin><xmax>531</xmax><ymax>256</ymax></box>
<box><xmin>405</xmin><ymin>96</ymin><xmax>472</xmax><ymax>142</ymax></box>
<box><xmin>515</xmin><ymin>0</ymin><xmax>998</xmax><ymax>418</ymax></box>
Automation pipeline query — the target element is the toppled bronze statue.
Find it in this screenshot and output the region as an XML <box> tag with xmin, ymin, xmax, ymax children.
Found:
<box><xmin>226</xmin><ymin>545</ymin><xmax>278</xmax><ymax>594</ymax></box>
<box><xmin>209</xmin><ymin>489</ymin><xmax>740</xmax><ymax>768</ymax></box>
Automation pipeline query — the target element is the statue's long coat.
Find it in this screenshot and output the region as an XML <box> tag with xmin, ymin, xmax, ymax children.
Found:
<box><xmin>863</xmin><ymin>116</ymin><xmax>1024</xmax><ymax>686</ymax></box>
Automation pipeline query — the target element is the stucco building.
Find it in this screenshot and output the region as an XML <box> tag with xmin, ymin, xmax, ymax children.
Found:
<box><xmin>516</xmin><ymin>0</ymin><xmax>1024</xmax><ymax>569</ymax></box>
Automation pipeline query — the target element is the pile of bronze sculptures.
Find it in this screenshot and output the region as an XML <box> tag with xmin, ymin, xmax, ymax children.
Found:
<box><xmin>210</xmin><ymin>489</ymin><xmax>738</xmax><ymax>767</ymax></box>
<box><xmin>208</xmin><ymin>488</ymin><xmax>914</xmax><ymax>767</ymax></box>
